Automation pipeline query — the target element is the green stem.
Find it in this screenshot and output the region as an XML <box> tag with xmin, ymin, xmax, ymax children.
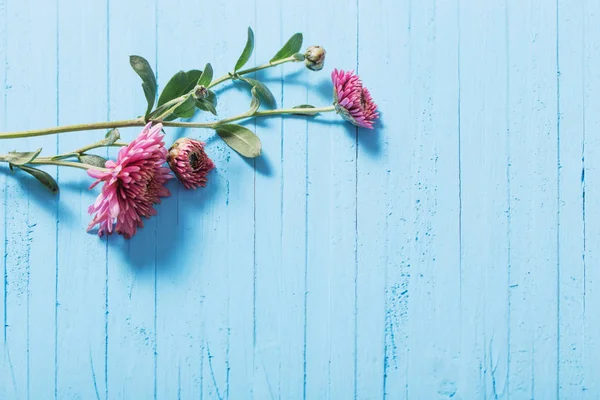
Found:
<box><xmin>160</xmin><ymin>105</ymin><xmax>336</xmax><ymax>129</ymax></box>
<box><xmin>50</xmin><ymin>141</ymin><xmax>129</xmax><ymax>161</ymax></box>
<box><xmin>254</xmin><ymin>106</ymin><xmax>335</xmax><ymax>117</ymax></box>
<box><xmin>74</xmin><ymin>141</ymin><xmax>128</xmax><ymax>154</ymax></box>
<box><xmin>0</xmin><ymin>118</ymin><xmax>145</xmax><ymax>140</ymax></box>
<box><xmin>0</xmin><ymin>95</ymin><xmax>332</xmax><ymax>141</ymax></box>
<box><xmin>208</xmin><ymin>56</ymin><xmax>300</xmax><ymax>89</ymax></box>
<box><xmin>29</xmin><ymin>159</ymin><xmax>105</xmax><ymax>171</ymax></box>
<box><xmin>0</xmin><ymin>156</ymin><xmax>106</xmax><ymax>172</ymax></box>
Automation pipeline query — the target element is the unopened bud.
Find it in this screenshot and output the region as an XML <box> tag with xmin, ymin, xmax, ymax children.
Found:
<box><xmin>193</xmin><ymin>85</ymin><xmax>208</xmax><ymax>100</ymax></box>
<box><xmin>167</xmin><ymin>138</ymin><xmax>215</xmax><ymax>190</ymax></box>
<box><xmin>304</xmin><ymin>45</ymin><xmax>326</xmax><ymax>71</ymax></box>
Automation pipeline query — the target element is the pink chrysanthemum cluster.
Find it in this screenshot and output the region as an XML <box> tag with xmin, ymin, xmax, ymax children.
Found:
<box><xmin>87</xmin><ymin>122</ymin><xmax>172</xmax><ymax>239</ymax></box>
<box><xmin>331</xmin><ymin>69</ymin><xmax>379</xmax><ymax>129</ymax></box>
<box><xmin>167</xmin><ymin>138</ymin><xmax>215</xmax><ymax>190</ymax></box>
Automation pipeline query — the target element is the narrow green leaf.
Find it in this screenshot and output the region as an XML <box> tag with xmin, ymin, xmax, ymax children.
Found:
<box><xmin>5</xmin><ymin>148</ymin><xmax>42</xmax><ymax>166</ymax></box>
<box><xmin>234</xmin><ymin>27</ymin><xmax>255</xmax><ymax>71</ymax></box>
<box><xmin>216</xmin><ymin>124</ymin><xmax>262</xmax><ymax>158</ymax></box>
<box><xmin>239</xmin><ymin>77</ymin><xmax>276</xmax><ymax>108</ymax></box>
<box><xmin>196</xmin><ymin>99</ymin><xmax>217</xmax><ymax>116</ymax></box>
<box><xmin>195</xmin><ymin>90</ymin><xmax>218</xmax><ymax>115</ymax></box>
<box><xmin>270</xmin><ymin>33</ymin><xmax>303</xmax><ymax>63</ymax></box>
<box><xmin>197</xmin><ymin>63</ymin><xmax>213</xmax><ymax>87</ymax></box>
<box><xmin>17</xmin><ymin>165</ymin><xmax>59</xmax><ymax>194</ymax></box>
<box><xmin>248</xmin><ymin>87</ymin><xmax>260</xmax><ymax>115</ymax></box>
<box><xmin>292</xmin><ymin>104</ymin><xmax>320</xmax><ymax>116</ymax></box>
<box><xmin>103</xmin><ymin>128</ymin><xmax>121</xmax><ymax>145</ymax></box>
<box><xmin>79</xmin><ymin>154</ymin><xmax>108</xmax><ymax>168</ymax></box>
<box><xmin>51</xmin><ymin>152</ymin><xmax>78</xmax><ymax>161</ymax></box>
<box><xmin>157</xmin><ymin>69</ymin><xmax>202</xmax><ymax>107</ymax></box>
<box><xmin>206</xmin><ymin>90</ymin><xmax>218</xmax><ymax>109</ymax></box>
<box><xmin>173</xmin><ymin>96</ymin><xmax>196</xmax><ymax>119</ymax></box>
<box><xmin>129</xmin><ymin>55</ymin><xmax>157</xmax><ymax>117</ymax></box>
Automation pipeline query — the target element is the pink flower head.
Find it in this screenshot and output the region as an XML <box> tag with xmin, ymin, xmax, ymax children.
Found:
<box><xmin>331</xmin><ymin>69</ymin><xmax>379</xmax><ymax>129</ymax></box>
<box><xmin>167</xmin><ymin>138</ymin><xmax>215</xmax><ymax>190</ymax></box>
<box><xmin>87</xmin><ymin>122</ymin><xmax>172</xmax><ymax>239</ymax></box>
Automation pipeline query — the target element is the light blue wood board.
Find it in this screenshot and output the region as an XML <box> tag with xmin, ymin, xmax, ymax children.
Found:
<box><xmin>0</xmin><ymin>0</ymin><xmax>598</xmax><ymax>398</ymax></box>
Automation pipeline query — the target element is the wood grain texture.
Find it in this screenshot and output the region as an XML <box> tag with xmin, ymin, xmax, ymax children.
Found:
<box><xmin>0</xmin><ymin>0</ymin><xmax>597</xmax><ymax>398</ymax></box>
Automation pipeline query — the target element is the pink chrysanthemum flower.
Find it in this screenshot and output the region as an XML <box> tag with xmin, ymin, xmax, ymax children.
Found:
<box><xmin>87</xmin><ymin>122</ymin><xmax>172</xmax><ymax>239</ymax></box>
<box><xmin>167</xmin><ymin>138</ymin><xmax>215</xmax><ymax>190</ymax></box>
<box><xmin>331</xmin><ymin>69</ymin><xmax>379</xmax><ymax>129</ymax></box>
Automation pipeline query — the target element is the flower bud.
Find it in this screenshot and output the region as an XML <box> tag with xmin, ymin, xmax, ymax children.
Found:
<box><xmin>304</xmin><ymin>45</ymin><xmax>326</xmax><ymax>71</ymax></box>
<box><xmin>167</xmin><ymin>138</ymin><xmax>215</xmax><ymax>190</ymax></box>
<box><xmin>193</xmin><ymin>85</ymin><xmax>208</xmax><ymax>100</ymax></box>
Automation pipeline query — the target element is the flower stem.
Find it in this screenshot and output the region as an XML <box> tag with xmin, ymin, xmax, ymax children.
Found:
<box><xmin>208</xmin><ymin>56</ymin><xmax>300</xmax><ymax>89</ymax></box>
<box><xmin>74</xmin><ymin>141</ymin><xmax>128</xmax><ymax>154</ymax></box>
<box><xmin>0</xmin><ymin>156</ymin><xmax>106</xmax><ymax>172</ymax></box>
<box><xmin>160</xmin><ymin>105</ymin><xmax>336</xmax><ymax>129</ymax></box>
<box><xmin>30</xmin><ymin>159</ymin><xmax>106</xmax><ymax>171</ymax></box>
<box><xmin>254</xmin><ymin>106</ymin><xmax>335</xmax><ymax>117</ymax></box>
<box><xmin>0</xmin><ymin>102</ymin><xmax>333</xmax><ymax>140</ymax></box>
<box><xmin>0</xmin><ymin>118</ymin><xmax>145</xmax><ymax>140</ymax></box>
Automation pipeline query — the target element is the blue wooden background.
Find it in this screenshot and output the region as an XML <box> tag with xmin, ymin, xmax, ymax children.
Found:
<box><xmin>0</xmin><ymin>0</ymin><xmax>596</xmax><ymax>398</ymax></box>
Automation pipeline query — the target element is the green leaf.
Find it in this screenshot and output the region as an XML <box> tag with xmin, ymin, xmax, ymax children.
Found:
<box><xmin>157</xmin><ymin>69</ymin><xmax>202</xmax><ymax>107</ymax></box>
<box><xmin>216</xmin><ymin>124</ymin><xmax>262</xmax><ymax>158</ymax></box>
<box><xmin>248</xmin><ymin>87</ymin><xmax>260</xmax><ymax>115</ymax></box>
<box><xmin>196</xmin><ymin>99</ymin><xmax>217</xmax><ymax>116</ymax></box>
<box><xmin>78</xmin><ymin>154</ymin><xmax>108</xmax><ymax>168</ymax></box>
<box><xmin>270</xmin><ymin>33</ymin><xmax>303</xmax><ymax>63</ymax></box>
<box><xmin>17</xmin><ymin>165</ymin><xmax>59</xmax><ymax>194</ymax></box>
<box><xmin>5</xmin><ymin>148</ymin><xmax>42</xmax><ymax>166</ymax></box>
<box><xmin>50</xmin><ymin>152</ymin><xmax>78</xmax><ymax>161</ymax></box>
<box><xmin>197</xmin><ymin>63</ymin><xmax>213</xmax><ymax>87</ymax></box>
<box><xmin>239</xmin><ymin>77</ymin><xmax>276</xmax><ymax>108</ymax></box>
<box><xmin>129</xmin><ymin>55</ymin><xmax>157</xmax><ymax>117</ymax></box>
<box><xmin>292</xmin><ymin>104</ymin><xmax>320</xmax><ymax>116</ymax></box>
<box><xmin>235</xmin><ymin>27</ymin><xmax>254</xmax><ymax>71</ymax></box>
<box><xmin>173</xmin><ymin>96</ymin><xmax>196</xmax><ymax>119</ymax></box>
<box><xmin>103</xmin><ymin>128</ymin><xmax>121</xmax><ymax>145</ymax></box>
<box><xmin>196</xmin><ymin>90</ymin><xmax>218</xmax><ymax>115</ymax></box>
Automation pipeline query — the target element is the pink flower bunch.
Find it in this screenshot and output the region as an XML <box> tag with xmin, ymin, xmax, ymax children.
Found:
<box><xmin>87</xmin><ymin>122</ymin><xmax>172</xmax><ymax>239</ymax></box>
<box><xmin>331</xmin><ymin>69</ymin><xmax>379</xmax><ymax>129</ymax></box>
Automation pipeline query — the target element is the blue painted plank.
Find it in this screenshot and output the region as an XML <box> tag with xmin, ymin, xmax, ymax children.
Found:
<box><xmin>412</xmin><ymin>0</ymin><xmax>462</xmax><ymax>398</ymax></box>
<box><xmin>402</xmin><ymin>0</ymin><xmax>462</xmax><ymax>398</ymax></box>
<box><xmin>459</xmin><ymin>1</ymin><xmax>510</xmax><ymax>398</ymax></box>
<box><xmin>0</xmin><ymin>0</ymin><xmax>7</xmax><ymax>397</ymax></box>
<box><xmin>279</xmin><ymin>2</ymin><xmax>310</xmax><ymax>398</ymax></box>
<box><xmin>583</xmin><ymin>0</ymin><xmax>600</xmax><ymax>396</ymax></box>
<box><xmin>506</xmin><ymin>0</ymin><xmax>559</xmax><ymax>397</ymax></box>
<box><xmin>557</xmin><ymin>0</ymin><xmax>586</xmax><ymax>396</ymax></box>
<box><xmin>2</xmin><ymin>1</ymin><xmax>59</xmax><ymax>398</ymax></box>
<box><xmin>210</xmin><ymin>17</ymin><xmax>257</xmax><ymax>400</ymax></box>
<box><xmin>303</xmin><ymin>1</ymin><xmax>359</xmax><ymax>399</ymax></box>
<box><xmin>154</xmin><ymin>0</ymin><xmax>205</xmax><ymax>397</ymax></box>
<box><xmin>55</xmin><ymin>1</ymin><xmax>109</xmax><ymax>399</ymax></box>
<box><xmin>356</xmin><ymin>0</ymin><xmax>401</xmax><ymax>398</ymax></box>
<box><xmin>253</xmin><ymin>3</ymin><xmax>286</xmax><ymax>398</ymax></box>
<box><xmin>152</xmin><ymin>4</ymin><xmax>256</xmax><ymax>400</ymax></box>
<box><xmin>105</xmin><ymin>0</ymin><xmax>157</xmax><ymax>398</ymax></box>
<box><xmin>369</xmin><ymin>0</ymin><xmax>411</xmax><ymax>398</ymax></box>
